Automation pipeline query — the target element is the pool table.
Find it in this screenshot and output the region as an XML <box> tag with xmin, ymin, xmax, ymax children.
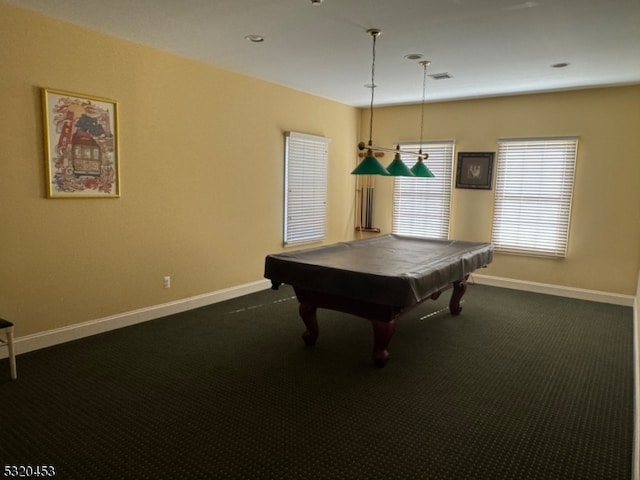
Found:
<box><xmin>264</xmin><ymin>234</ymin><xmax>493</xmax><ymax>367</ymax></box>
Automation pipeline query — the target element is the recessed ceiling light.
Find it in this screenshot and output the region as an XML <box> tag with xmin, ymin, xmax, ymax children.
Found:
<box><xmin>404</xmin><ymin>53</ymin><xmax>424</xmax><ymax>61</ymax></box>
<box><xmin>310</xmin><ymin>0</ymin><xmax>324</xmax><ymax>5</ymax></box>
<box><xmin>552</xmin><ymin>62</ymin><xmax>570</xmax><ymax>68</ymax></box>
<box><xmin>244</xmin><ymin>34</ymin><xmax>264</xmax><ymax>43</ymax></box>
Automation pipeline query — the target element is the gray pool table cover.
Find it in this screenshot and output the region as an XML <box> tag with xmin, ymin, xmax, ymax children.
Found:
<box><xmin>264</xmin><ymin>234</ymin><xmax>494</xmax><ymax>307</ymax></box>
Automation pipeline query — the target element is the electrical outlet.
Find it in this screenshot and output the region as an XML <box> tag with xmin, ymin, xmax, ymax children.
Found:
<box><xmin>163</xmin><ymin>276</ymin><xmax>171</xmax><ymax>289</ymax></box>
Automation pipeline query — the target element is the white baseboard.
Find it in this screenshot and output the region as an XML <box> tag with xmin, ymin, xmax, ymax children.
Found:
<box><xmin>1</xmin><ymin>279</ymin><xmax>271</xmax><ymax>358</ymax></box>
<box><xmin>634</xmin><ymin>274</ymin><xmax>640</xmax><ymax>480</ymax></box>
<box><xmin>472</xmin><ymin>274</ymin><xmax>635</xmax><ymax>307</ymax></box>
<box><xmin>1</xmin><ymin>275</ymin><xmax>635</xmax><ymax>360</ymax></box>
<box><xmin>634</xmin><ymin>297</ymin><xmax>639</xmax><ymax>480</ymax></box>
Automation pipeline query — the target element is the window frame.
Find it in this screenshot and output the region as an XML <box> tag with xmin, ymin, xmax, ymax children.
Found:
<box><xmin>392</xmin><ymin>140</ymin><xmax>455</xmax><ymax>240</ymax></box>
<box><xmin>283</xmin><ymin>131</ymin><xmax>331</xmax><ymax>246</ymax></box>
<box><xmin>491</xmin><ymin>136</ymin><xmax>578</xmax><ymax>257</ymax></box>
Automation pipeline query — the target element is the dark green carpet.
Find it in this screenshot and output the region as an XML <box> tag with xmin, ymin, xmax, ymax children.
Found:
<box><xmin>0</xmin><ymin>285</ymin><xmax>634</xmax><ymax>479</ymax></box>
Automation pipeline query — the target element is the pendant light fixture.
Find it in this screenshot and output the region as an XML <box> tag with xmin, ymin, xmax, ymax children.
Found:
<box><xmin>351</xmin><ymin>29</ymin><xmax>390</xmax><ymax>176</ymax></box>
<box><xmin>386</xmin><ymin>145</ymin><xmax>416</xmax><ymax>176</ymax></box>
<box><xmin>352</xmin><ymin>29</ymin><xmax>430</xmax><ymax>177</ymax></box>
<box><xmin>410</xmin><ymin>60</ymin><xmax>435</xmax><ymax>177</ymax></box>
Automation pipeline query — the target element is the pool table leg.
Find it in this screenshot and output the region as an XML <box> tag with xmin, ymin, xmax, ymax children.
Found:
<box><xmin>449</xmin><ymin>275</ymin><xmax>469</xmax><ymax>315</ymax></box>
<box><xmin>299</xmin><ymin>303</ymin><xmax>319</xmax><ymax>346</ymax></box>
<box><xmin>371</xmin><ymin>319</ymin><xmax>397</xmax><ymax>367</ymax></box>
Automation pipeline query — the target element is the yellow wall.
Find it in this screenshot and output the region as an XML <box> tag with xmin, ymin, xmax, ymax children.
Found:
<box><xmin>362</xmin><ymin>86</ymin><xmax>640</xmax><ymax>295</ymax></box>
<box><xmin>0</xmin><ymin>3</ymin><xmax>359</xmax><ymax>337</ymax></box>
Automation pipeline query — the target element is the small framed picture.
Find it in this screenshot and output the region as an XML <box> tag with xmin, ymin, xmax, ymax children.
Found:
<box><xmin>42</xmin><ymin>88</ymin><xmax>120</xmax><ymax>198</ymax></box>
<box><xmin>456</xmin><ymin>152</ymin><xmax>494</xmax><ymax>190</ymax></box>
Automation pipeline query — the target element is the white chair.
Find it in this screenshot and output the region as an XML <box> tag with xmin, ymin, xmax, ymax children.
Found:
<box><xmin>0</xmin><ymin>318</ymin><xmax>16</xmax><ymax>380</ymax></box>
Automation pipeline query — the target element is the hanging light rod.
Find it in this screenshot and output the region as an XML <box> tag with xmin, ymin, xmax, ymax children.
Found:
<box><xmin>357</xmin><ymin>142</ymin><xmax>429</xmax><ymax>160</ymax></box>
<box><xmin>352</xmin><ymin>28</ymin><xmax>433</xmax><ymax>177</ymax></box>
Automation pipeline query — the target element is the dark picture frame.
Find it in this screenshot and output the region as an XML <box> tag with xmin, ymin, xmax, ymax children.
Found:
<box><xmin>455</xmin><ymin>152</ymin><xmax>495</xmax><ymax>190</ymax></box>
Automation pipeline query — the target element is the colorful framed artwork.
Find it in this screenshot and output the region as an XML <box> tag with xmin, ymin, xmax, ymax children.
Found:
<box><xmin>455</xmin><ymin>152</ymin><xmax>494</xmax><ymax>190</ymax></box>
<box><xmin>42</xmin><ymin>88</ymin><xmax>120</xmax><ymax>198</ymax></box>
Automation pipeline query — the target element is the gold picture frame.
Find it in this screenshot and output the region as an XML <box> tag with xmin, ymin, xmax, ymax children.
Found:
<box><xmin>42</xmin><ymin>88</ymin><xmax>120</xmax><ymax>198</ymax></box>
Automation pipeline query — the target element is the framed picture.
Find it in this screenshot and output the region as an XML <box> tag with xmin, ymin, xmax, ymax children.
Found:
<box><xmin>42</xmin><ymin>88</ymin><xmax>120</xmax><ymax>198</ymax></box>
<box><xmin>455</xmin><ymin>152</ymin><xmax>494</xmax><ymax>190</ymax></box>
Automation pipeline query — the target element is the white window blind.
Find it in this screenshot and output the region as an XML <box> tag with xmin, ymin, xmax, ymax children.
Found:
<box><xmin>284</xmin><ymin>131</ymin><xmax>330</xmax><ymax>246</ymax></box>
<box><xmin>392</xmin><ymin>141</ymin><xmax>454</xmax><ymax>239</ymax></box>
<box><xmin>492</xmin><ymin>137</ymin><xmax>578</xmax><ymax>257</ymax></box>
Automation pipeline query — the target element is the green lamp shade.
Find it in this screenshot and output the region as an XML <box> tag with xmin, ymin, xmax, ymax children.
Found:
<box><xmin>410</xmin><ymin>159</ymin><xmax>435</xmax><ymax>177</ymax></box>
<box><xmin>386</xmin><ymin>155</ymin><xmax>416</xmax><ymax>177</ymax></box>
<box><xmin>351</xmin><ymin>152</ymin><xmax>390</xmax><ymax>175</ymax></box>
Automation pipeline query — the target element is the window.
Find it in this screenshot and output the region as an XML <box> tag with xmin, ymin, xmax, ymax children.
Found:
<box><xmin>283</xmin><ymin>131</ymin><xmax>330</xmax><ymax>246</ymax></box>
<box><xmin>492</xmin><ymin>137</ymin><xmax>578</xmax><ymax>257</ymax></box>
<box><xmin>392</xmin><ymin>141</ymin><xmax>454</xmax><ymax>239</ymax></box>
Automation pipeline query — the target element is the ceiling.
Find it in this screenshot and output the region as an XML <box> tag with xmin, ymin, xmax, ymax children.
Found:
<box><xmin>5</xmin><ymin>0</ymin><xmax>640</xmax><ymax>107</ymax></box>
